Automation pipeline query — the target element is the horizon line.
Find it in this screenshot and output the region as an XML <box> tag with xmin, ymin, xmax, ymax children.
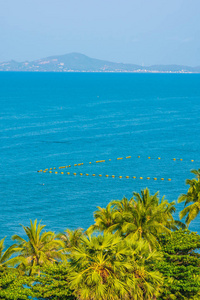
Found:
<box><xmin>1</xmin><ymin>52</ymin><xmax>200</xmax><ymax>68</ymax></box>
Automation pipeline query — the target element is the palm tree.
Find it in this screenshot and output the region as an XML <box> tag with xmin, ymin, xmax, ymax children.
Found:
<box><xmin>0</xmin><ymin>238</ymin><xmax>21</xmax><ymax>268</ymax></box>
<box><xmin>68</xmin><ymin>233</ymin><xmax>163</xmax><ymax>300</ymax></box>
<box><xmin>57</xmin><ymin>228</ymin><xmax>84</xmax><ymax>255</ymax></box>
<box><xmin>178</xmin><ymin>169</ymin><xmax>200</xmax><ymax>226</ymax></box>
<box><xmin>12</xmin><ymin>219</ymin><xmax>65</xmax><ymax>275</ymax></box>
<box><xmin>87</xmin><ymin>202</ymin><xmax>117</xmax><ymax>235</ymax></box>
<box><xmin>124</xmin><ymin>238</ymin><xmax>163</xmax><ymax>300</ymax></box>
<box><xmin>119</xmin><ymin>189</ymin><xmax>177</xmax><ymax>250</ymax></box>
<box><xmin>90</xmin><ymin>188</ymin><xmax>179</xmax><ymax>250</ymax></box>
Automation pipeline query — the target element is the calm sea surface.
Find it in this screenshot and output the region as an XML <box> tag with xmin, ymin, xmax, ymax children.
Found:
<box><xmin>0</xmin><ymin>72</ymin><xmax>200</xmax><ymax>242</ymax></box>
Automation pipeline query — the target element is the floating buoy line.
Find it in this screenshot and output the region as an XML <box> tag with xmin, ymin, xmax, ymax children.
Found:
<box><xmin>37</xmin><ymin>156</ymin><xmax>173</xmax><ymax>181</ymax></box>
<box><xmin>37</xmin><ymin>154</ymin><xmax>196</xmax><ymax>181</ymax></box>
<box><xmin>38</xmin><ymin>170</ymin><xmax>172</xmax><ymax>181</ymax></box>
<box><xmin>37</xmin><ymin>155</ymin><xmax>195</xmax><ymax>173</ymax></box>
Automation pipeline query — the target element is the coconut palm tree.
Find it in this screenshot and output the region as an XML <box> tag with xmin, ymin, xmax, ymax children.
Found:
<box><xmin>0</xmin><ymin>238</ymin><xmax>21</xmax><ymax>268</ymax></box>
<box><xmin>57</xmin><ymin>228</ymin><xmax>84</xmax><ymax>256</ymax></box>
<box><xmin>68</xmin><ymin>233</ymin><xmax>163</xmax><ymax>300</ymax></box>
<box><xmin>90</xmin><ymin>188</ymin><xmax>179</xmax><ymax>250</ymax></box>
<box><xmin>132</xmin><ymin>189</ymin><xmax>184</xmax><ymax>233</ymax></box>
<box><xmin>178</xmin><ymin>169</ymin><xmax>200</xmax><ymax>226</ymax></box>
<box><xmin>87</xmin><ymin>202</ymin><xmax>117</xmax><ymax>235</ymax></box>
<box><xmin>12</xmin><ymin>219</ymin><xmax>65</xmax><ymax>275</ymax></box>
<box><xmin>116</xmin><ymin>189</ymin><xmax>177</xmax><ymax>250</ymax></box>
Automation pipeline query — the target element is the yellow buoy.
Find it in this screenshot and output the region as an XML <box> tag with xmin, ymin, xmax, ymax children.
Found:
<box><xmin>92</xmin><ymin>174</ymin><xmax>96</xmax><ymax>176</ymax></box>
<box><xmin>99</xmin><ymin>174</ymin><xmax>102</xmax><ymax>177</ymax></box>
<box><xmin>67</xmin><ymin>172</ymin><xmax>70</xmax><ymax>175</ymax></box>
<box><xmin>112</xmin><ymin>175</ymin><xmax>115</xmax><ymax>178</ymax></box>
<box><xmin>105</xmin><ymin>175</ymin><xmax>109</xmax><ymax>177</ymax></box>
<box><xmin>168</xmin><ymin>178</ymin><xmax>171</xmax><ymax>181</ymax></box>
<box><xmin>109</xmin><ymin>159</ymin><xmax>111</xmax><ymax>161</ymax></box>
<box><xmin>119</xmin><ymin>176</ymin><xmax>122</xmax><ymax>178</ymax></box>
<box><xmin>154</xmin><ymin>178</ymin><xmax>157</xmax><ymax>180</ymax></box>
<box><xmin>54</xmin><ymin>168</ymin><xmax>56</xmax><ymax>169</ymax></box>
<box><xmin>55</xmin><ymin>172</ymin><xmax>58</xmax><ymax>174</ymax></box>
<box><xmin>161</xmin><ymin>178</ymin><xmax>164</xmax><ymax>180</ymax></box>
<box><xmin>140</xmin><ymin>177</ymin><xmax>143</xmax><ymax>179</ymax></box>
<box><xmin>73</xmin><ymin>173</ymin><xmax>76</xmax><ymax>175</ymax></box>
<box><xmin>133</xmin><ymin>176</ymin><xmax>136</xmax><ymax>179</ymax></box>
<box><xmin>80</xmin><ymin>173</ymin><xmax>83</xmax><ymax>175</ymax></box>
<box><xmin>126</xmin><ymin>156</ymin><xmax>131</xmax><ymax>158</ymax></box>
<box><xmin>148</xmin><ymin>157</ymin><xmax>151</xmax><ymax>159</ymax></box>
<box><xmin>158</xmin><ymin>157</ymin><xmax>161</xmax><ymax>160</ymax></box>
<box><xmin>74</xmin><ymin>164</ymin><xmax>77</xmax><ymax>166</ymax></box>
<box><xmin>180</xmin><ymin>159</ymin><xmax>183</xmax><ymax>161</ymax></box>
<box><xmin>191</xmin><ymin>160</ymin><xmax>194</xmax><ymax>162</ymax></box>
<box><xmin>68</xmin><ymin>165</ymin><xmax>71</xmax><ymax>167</ymax></box>
<box><xmin>138</xmin><ymin>156</ymin><xmax>140</xmax><ymax>158</ymax></box>
<box><xmin>147</xmin><ymin>177</ymin><xmax>150</xmax><ymax>180</ymax></box>
<box><xmin>117</xmin><ymin>157</ymin><xmax>123</xmax><ymax>160</ymax></box>
<box><xmin>50</xmin><ymin>168</ymin><xmax>52</xmax><ymax>170</ymax></box>
<box><xmin>86</xmin><ymin>173</ymin><xmax>89</xmax><ymax>176</ymax></box>
<box><xmin>89</xmin><ymin>162</ymin><xmax>92</xmax><ymax>164</ymax></box>
<box><xmin>61</xmin><ymin>172</ymin><xmax>64</xmax><ymax>174</ymax></box>
<box><xmin>126</xmin><ymin>176</ymin><xmax>129</xmax><ymax>178</ymax></box>
<box><xmin>173</xmin><ymin>158</ymin><xmax>176</xmax><ymax>161</ymax></box>
<box><xmin>49</xmin><ymin>171</ymin><xmax>52</xmax><ymax>173</ymax></box>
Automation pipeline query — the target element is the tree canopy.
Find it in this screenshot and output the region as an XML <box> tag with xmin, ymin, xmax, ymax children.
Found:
<box><xmin>1</xmin><ymin>175</ymin><xmax>200</xmax><ymax>300</ymax></box>
<box><xmin>178</xmin><ymin>169</ymin><xmax>200</xmax><ymax>226</ymax></box>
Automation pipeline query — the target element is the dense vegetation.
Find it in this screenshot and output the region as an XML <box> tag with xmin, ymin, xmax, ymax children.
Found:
<box><xmin>0</xmin><ymin>169</ymin><xmax>200</xmax><ymax>300</ymax></box>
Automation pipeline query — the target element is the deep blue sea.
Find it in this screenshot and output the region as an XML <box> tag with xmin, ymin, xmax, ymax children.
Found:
<box><xmin>0</xmin><ymin>72</ymin><xmax>200</xmax><ymax>243</ymax></box>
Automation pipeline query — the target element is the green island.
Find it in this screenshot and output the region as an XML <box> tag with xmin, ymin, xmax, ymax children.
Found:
<box><xmin>0</xmin><ymin>169</ymin><xmax>200</xmax><ymax>300</ymax></box>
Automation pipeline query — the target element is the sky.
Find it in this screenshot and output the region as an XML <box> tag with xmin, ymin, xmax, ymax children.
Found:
<box><xmin>0</xmin><ymin>0</ymin><xmax>200</xmax><ymax>66</ymax></box>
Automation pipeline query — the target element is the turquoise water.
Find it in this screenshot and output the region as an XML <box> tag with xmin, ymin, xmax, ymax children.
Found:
<box><xmin>0</xmin><ymin>72</ymin><xmax>200</xmax><ymax>242</ymax></box>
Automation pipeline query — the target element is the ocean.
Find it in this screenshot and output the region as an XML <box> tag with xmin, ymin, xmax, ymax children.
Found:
<box><xmin>0</xmin><ymin>72</ymin><xmax>200</xmax><ymax>243</ymax></box>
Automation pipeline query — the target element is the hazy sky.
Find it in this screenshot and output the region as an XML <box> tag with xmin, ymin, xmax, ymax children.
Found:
<box><xmin>0</xmin><ymin>0</ymin><xmax>199</xmax><ymax>66</ymax></box>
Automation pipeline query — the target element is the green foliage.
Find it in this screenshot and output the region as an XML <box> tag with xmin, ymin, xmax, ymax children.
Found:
<box><xmin>157</xmin><ymin>229</ymin><xmax>200</xmax><ymax>300</ymax></box>
<box><xmin>0</xmin><ymin>238</ymin><xmax>21</xmax><ymax>268</ymax></box>
<box><xmin>178</xmin><ymin>169</ymin><xmax>200</xmax><ymax>226</ymax></box>
<box><xmin>12</xmin><ymin>219</ymin><xmax>65</xmax><ymax>275</ymax></box>
<box><xmin>57</xmin><ymin>228</ymin><xmax>84</xmax><ymax>254</ymax></box>
<box><xmin>31</xmin><ymin>264</ymin><xmax>76</xmax><ymax>300</ymax></box>
<box><xmin>88</xmin><ymin>188</ymin><xmax>182</xmax><ymax>250</ymax></box>
<box><xmin>1</xmin><ymin>180</ymin><xmax>200</xmax><ymax>299</ymax></box>
<box><xmin>68</xmin><ymin>233</ymin><xmax>163</xmax><ymax>300</ymax></box>
<box><xmin>0</xmin><ymin>267</ymin><xmax>33</xmax><ymax>299</ymax></box>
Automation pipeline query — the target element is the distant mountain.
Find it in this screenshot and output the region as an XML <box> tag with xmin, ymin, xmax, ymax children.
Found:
<box><xmin>0</xmin><ymin>53</ymin><xmax>199</xmax><ymax>73</ymax></box>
